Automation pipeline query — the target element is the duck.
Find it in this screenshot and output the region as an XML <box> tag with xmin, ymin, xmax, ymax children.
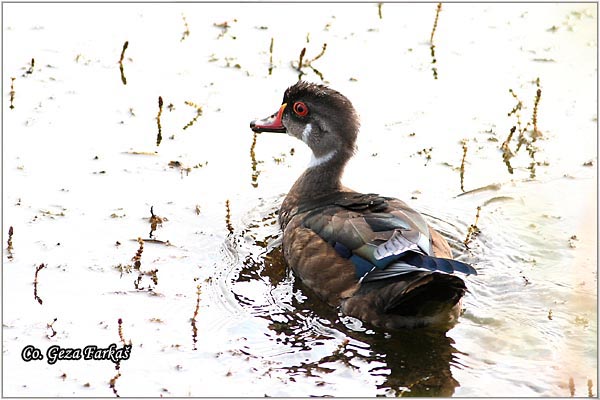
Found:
<box><xmin>250</xmin><ymin>81</ymin><xmax>476</xmax><ymax>330</ymax></box>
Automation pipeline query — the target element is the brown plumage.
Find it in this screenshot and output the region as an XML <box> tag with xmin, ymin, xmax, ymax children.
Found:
<box><xmin>250</xmin><ymin>81</ymin><xmax>476</xmax><ymax>330</ymax></box>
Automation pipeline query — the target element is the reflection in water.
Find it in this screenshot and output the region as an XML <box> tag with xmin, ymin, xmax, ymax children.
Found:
<box><xmin>270</xmin><ymin>282</ymin><xmax>461</xmax><ymax>396</ymax></box>
<box><xmin>250</xmin><ymin>131</ymin><xmax>260</xmax><ymax>188</ymax></box>
<box><xmin>223</xmin><ymin>202</ymin><xmax>461</xmax><ymax>396</ymax></box>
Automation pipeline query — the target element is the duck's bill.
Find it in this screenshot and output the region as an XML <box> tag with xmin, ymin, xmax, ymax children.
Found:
<box><xmin>250</xmin><ymin>103</ymin><xmax>287</xmax><ymax>133</ymax></box>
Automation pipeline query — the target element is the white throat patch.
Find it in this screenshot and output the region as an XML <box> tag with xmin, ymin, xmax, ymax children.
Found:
<box><xmin>308</xmin><ymin>150</ymin><xmax>336</xmax><ymax>168</ymax></box>
<box><xmin>301</xmin><ymin>123</ymin><xmax>312</xmax><ymax>144</ymax></box>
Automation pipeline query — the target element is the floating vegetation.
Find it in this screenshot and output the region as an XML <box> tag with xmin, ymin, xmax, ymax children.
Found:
<box><xmin>223</xmin><ymin>56</ymin><xmax>242</xmax><ymax>69</ymax></box>
<box><xmin>225</xmin><ymin>200</ymin><xmax>234</xmax><ymax>234</ymax></box>
<box><xmin>115</xmin><ymin>238</ymin><xmax>159</xmax><ymax>291</ymax></box>
<box><xmin>9</xmin><ymin>77</ymin><xmax>15</xmax><ymax>109</ymax></box>
<box><xmin>412</xmin><ymin>147</ymin><xmax>432</xmax><ymax>166</ymax></box>
<box><xmin>156</xmin><ymin>96</ymin><xmax>164</xmax><ymax>147</ymax></box>
<box><xmin>429</xmin><ymin>3</ymin><xmax>442</xmax><ymax>80</ymax></box>
<box><xmin>46</xmin><ymin>317</ymin><xmax>57</xmax><ymax>339</ymax></box>
<box><xmin>459</xmin><ymin>140</ymin><xmax>468</xmax><ymax>192</ymax></box>
<box><xmin>250</xmin><ymin>131</ymin><xmax>260</xmax><ymax>188</ymax></box>
<box><xmin>548</xmin><ymin>309</ymin><xmax>553</xmax><ymax>320</ymax></box>
<box><xmin>377</xmin><ymin>2</ymin><xmax>383</xmax><ymax>19</ymax></box>
<box><xmin>463</xmin><ymin>206</ymin><xmax>481</xmax><ymax>249</ymax></box>
<box><xmin>7</xmin><ymin>226</ymin><xmax>14</xmax><ymax>260</ymax></box>
<box><xmin>268</xmin><ymin>37</ymin><xmax>274</xmax><ymax>75</ymax></box>
<box><xmin>149</xmin><ymin>206</ymin><xmax>165</xmax><ymax>239</ymax></box>
<box><xmin>568</xmin><ymin>234</ymin><xmax>579</xmax><ymax>248</ymax></box>
<box><xmin>191</xmin><ymin>282</ymin><xmax>202</xmax><ymax>350</ymax></box>
<box><xmin>214</xmin><ymin>19</ymin><xmax>237</xmax><ymax>39</ymax></box>
<box><xmin>25</xmin><ymin>58</ymin><xmax>35</xmax><ymax>75</ymax></box>
<box><xmin>501</xmin><ymin>79</ymin><xmax>544</xmax><ymax>178</ymax></box>
<box><xmin>532</xmin><ymin>57</ymin><xmax>556</xmax><ymax>63</ymax></box>
<box><xmin>180</xmin><ymin>14</ymin><xmax>190</xmax><ymax>42</ymax></box>
<box><xmin>168</xmin><ymin>160</ymin><xmax>208</xmax><ymax>178</ymax></box>
<box><xmin>588</xmin><ymin>379</ymin><xmax>594</xmax><ymax>397</ymax></box>
<box><xmin>183</xmin><ymin>100</ymin><xmax>203</xmax><ymax>130</ymax></box>
<box><xmin>35</xmin><ymin>207</ymin><xmax>66</xmax><ymax>221</ymax></box>
<box><xmin>291</xmin><ymin>43</ymin><xmax>328</xmax><ymax>81</ymax></box>
<box><xmin>34</xmin><ymin>263</ymin><xmax>46</xmax><ymax>305</ymax></box>
<box><xmin>119</xmin><ymin>41</ymin><xmax>128</xmax><ymax>85</ymax></box>
<box><xmin>123</xmin><ymin>150</ymin><xmax>158</xmax><ymax>156</ymax></box>
<box><xmin>134</xmin><ymin>267</ymin><xmax>159</xmax><ymax>290</ymax></box>
<box><xmin>273</xmin><ymin>153</ymin><xmax>288</xmax><ymax>164</ymax></box>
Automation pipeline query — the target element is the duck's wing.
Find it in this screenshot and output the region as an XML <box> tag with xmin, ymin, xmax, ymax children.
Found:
<box><xmin>299</xmin><ymin>192</ymin><xmax>477</xmax><ymax>282</ymax></box>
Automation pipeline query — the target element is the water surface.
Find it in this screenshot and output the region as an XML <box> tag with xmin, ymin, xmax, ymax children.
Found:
<box><xmin>2</xmin><ymin>3</ymin><xmax>597</xmax><ymax>397</ymax></box>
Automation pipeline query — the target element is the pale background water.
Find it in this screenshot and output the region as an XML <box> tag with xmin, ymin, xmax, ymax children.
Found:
<box><xmin>2</xmin><ymin>3</ymin><xmax>597</xmax><ymax>397</ymax></box>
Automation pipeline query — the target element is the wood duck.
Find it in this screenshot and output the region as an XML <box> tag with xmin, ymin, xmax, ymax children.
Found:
<box><xmin>250</xmin><ymin>81</ymin><xmax>477</xmax><ymax>330</ymax></box>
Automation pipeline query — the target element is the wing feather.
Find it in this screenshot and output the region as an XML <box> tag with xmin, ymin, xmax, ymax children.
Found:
<box><xmin>298</xmin><ymin>192</ymin><xmax>477</xmax><ymax>281</ymax></box>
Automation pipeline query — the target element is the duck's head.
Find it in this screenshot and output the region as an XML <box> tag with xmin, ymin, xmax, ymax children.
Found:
<box><xmin>250</xmin><ymin>81</ymin><xmax>360</xmax><ymax>160</ymax></box>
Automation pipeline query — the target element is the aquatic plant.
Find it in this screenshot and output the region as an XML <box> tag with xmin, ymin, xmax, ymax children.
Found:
<box><xmin>33</xmin><ymin>263</ymin><xmax>46</xmax><ymax>305</ymax></box>
<box><xmin>180</xmin><ymin>14</ymin><xmax>190</xmax><ymax>42</ymax></box>
<box><xmin>291</xmin><ymin>43</ymin><xmax>328</xmax><ymax>81</ymax></box>
<box><xmin>9</xmin><ymin>77</ymin><xmax>15</xmax><ymax>109</ymax></box>
<box><xmin>463</xmin><ymin>206</ymin><xmax>481</xmax><ymax>249</ymax></box>
<box><xmin>430</xmin><ymin>3</ymin><xmax>442</xmax><ymax>79</ymax></box>
<box><xmin>459</xmin><ymin>140</ymin><xmax>468</xmax><ymax>192</ymax></box>
<box><xmin>225</xmin><ymin>200</ymin><xmax>234</xmax><ymax>234</ymax></box>
<box><xmin>7</xmin><ymin>226</ymin><xmax>14</xmax><ymax>260</ymax></box>
<box><xmin>268</xmin><ymin>37</ymin><xmax>274</xmax><ymax>76</ymax></box>
<box><xmin>501</xmin><ymin>79</ymin><xmax>544</xmax><ymax>178</ymax></box>
<box><xmin>119</xmin><ymin>41</ymin><xmax>128</xmax><ymax>85</ymax></box>
<box><xmin>149</xmin><ymin>206</ymin><xmax>165</xmax><ymax>239</ymax></box>
<box><xmin>46</xmin><ymin>317</ymin><xmax>57</xmax><ymax>339</ymax></box>
<box><xmin>156</xmin><ymin>96</ymin><xmax>164</xmax><ymax>146</ymax></box>
<box><xmin>183</xmin><ymin>100</ymin><xmax>203</xmax><ymax>130</ymax></box>
<box><xmin>191</xmin><ymin>282</ymin><xmax>202</xmax><ymax>350</ymax></box>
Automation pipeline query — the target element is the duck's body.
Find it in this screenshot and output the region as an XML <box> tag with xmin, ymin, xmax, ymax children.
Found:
<box><xmin>250</xmin><ymin>81</ymin><xmax>476</xmax><ymax>330</ymax></box>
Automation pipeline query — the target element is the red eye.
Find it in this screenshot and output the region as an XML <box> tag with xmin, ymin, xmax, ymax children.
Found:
<box><xmin>293</xmin><ymin>101</ymin><xmax>309</xmax><ymax>117</ymax></box>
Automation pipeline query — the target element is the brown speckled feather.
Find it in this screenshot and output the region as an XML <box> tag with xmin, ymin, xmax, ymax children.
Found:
<box><xmin>282</xmin><ymin>218</ymin><xmax>359</xmax><ymax>305</ymax></box>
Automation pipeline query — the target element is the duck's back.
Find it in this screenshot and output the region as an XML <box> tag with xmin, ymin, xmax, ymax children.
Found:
<box><xmin>279</xmin><ymin>191</ymin><xmax>476</xmax><ymax>329</ymax></box>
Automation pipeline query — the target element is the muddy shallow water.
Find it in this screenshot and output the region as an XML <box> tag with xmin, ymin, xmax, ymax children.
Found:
<box><xmin>2</xmin><ymin>3</ymin><xmax>597</xmax><ymax>397</ymax></box>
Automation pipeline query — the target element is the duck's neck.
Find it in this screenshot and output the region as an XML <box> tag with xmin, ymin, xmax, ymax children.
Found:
<box><xmin>280</xmin><ymin>148</ymin><xmax>352</xmax><ymax>228</ymax></box>
<box><xmin>296</xmin><ymin>148</ymin><xmax>351</xmax><ymax>196</ymax></box>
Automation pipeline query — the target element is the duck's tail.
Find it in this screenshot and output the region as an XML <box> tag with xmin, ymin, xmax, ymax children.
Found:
<box><xmin>341</xmin><ymin>271</ymin><xmax>467</xmax><ymax>330</ymax></box>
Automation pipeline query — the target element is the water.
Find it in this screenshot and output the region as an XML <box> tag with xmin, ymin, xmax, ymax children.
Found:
<box><xmin>2</xmin><ymin>3</ymin><xmax>597</xmax><ymax>397</ymax></box>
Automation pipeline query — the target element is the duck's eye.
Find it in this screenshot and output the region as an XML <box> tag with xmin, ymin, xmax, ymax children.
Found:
<box><xmin>293</xmin><ymin>101</ymin><xmax>309</xmax><ymax>117</ymax></box>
